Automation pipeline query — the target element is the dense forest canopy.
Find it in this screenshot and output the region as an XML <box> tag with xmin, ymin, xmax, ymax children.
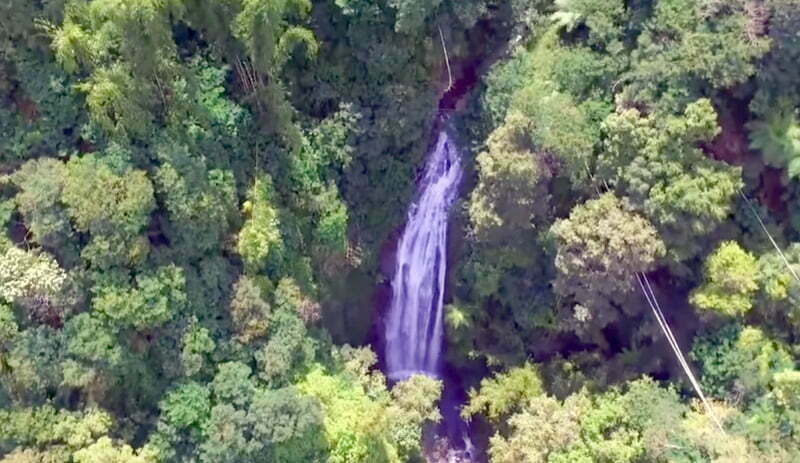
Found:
<box><xmin>1</xmin><ymin>0</ymin><xmax>800</xmax><ymax>461</ymax></box>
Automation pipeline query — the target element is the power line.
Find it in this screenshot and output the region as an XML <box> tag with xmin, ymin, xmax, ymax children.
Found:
<box><xmin>739</xmin><ymin>188</ymin><xmax>800</xmax><ymax>284</ymax></box>
<box><xmin>637</xmin><ymin>273</ymin><xmax>725</xmax><ymax>432</ymax></box>
<box><xmin>580</xmin><ymin>161</ymin><xmax>725</xmax><ymax>431</ymax></box>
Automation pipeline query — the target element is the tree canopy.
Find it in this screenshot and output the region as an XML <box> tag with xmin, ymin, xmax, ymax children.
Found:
<box><xmin>3</xmin><ymin>0</ymin><xmax>800</xmax><ymax>461</ymax></box>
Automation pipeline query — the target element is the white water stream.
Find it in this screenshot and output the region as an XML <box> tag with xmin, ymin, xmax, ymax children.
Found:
<box><xmin>384</xmin><ymin>130</ymin><xmax>463</xmax><ymax>382</ymax></box>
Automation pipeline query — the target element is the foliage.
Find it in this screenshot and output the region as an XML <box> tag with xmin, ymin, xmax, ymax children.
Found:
<box><xmin>468</xmin><ymin>112</ymin><xmax>551</xmax><ymax>241</ymax></box>
<box><xmin>160</xmin><ymin>382</ymin><xmax>211</xmax><ymax>433</ymax></box>
<box><xmin>180</xmin><ymin>320</ymin><xmax>214</xmax><ymax>377</ymax></box>
<box><xmin>153</xmin><ymin>142</ymin><xmax>237</xmax><ymax>259</ymax></box>
<box><xmin>63</xmin><ymin>153</ymin><xmax>155</xmax><ymax>268</ymax></box>
<box><xmin>50</xmin><ymin>0</ymin><xmax>317</xmax><ymax>138</ymax></box>
<box><xmin>552</xmin><ymin>193</ymin><xmax>665</xmax><ymax>331</ymax></box>
<box><xmin>72</xmin><ymin>436</ymin><xmax>150</xmax><ymax>463</ymax></box>
<box><xmin>0</xmin><ymin>405</ymin><xmax>113</xmax><ymax>456</ymax></box>
<box><xmin>599</xmin><ymin>99</ymin><xmax>743</xmax><ymax>261</ymax></box>
<box><xmin>386</xmin><ymin>374</ymin><xmax>442</xmax><ymax>461</ymax></box>
<box><xmin>756</xmin><ymin>243</ymin><xmax>800</xmax><ymax>331</ymax></box>
<box><xmin>229</xmin><ymin>275</ymin><xmax>271</xmax><ymax>344</ymax></box>
<box><xmin>750</xmin><ymin>0</ymin><xmax>800</xmax><ymax>116</ymax></box>
<box><xmin>2</xmin><ymin>0</ymin><xmax>800</xmax><ymax>460</ymax></box>
<box><xmin>238</xmin><ymin>177</ymin><xmax>282</xmax><ymax>272</ymax></box>
<box><xmin>462</xmin><ymin>363</ymin><xmax>543</xmax><ymax>423</ymax></box>
<box><xmin>9</xmin><ymin>158</ymin><xmax>73</xmax><ymax>253</ymax></box>
<box><xmin>691</xmin><ymin>241</ymin><xmax>760</xmax><ymax>316</ymax></box>
<box><xmin>691</xmin><ymin>324</ymin><xmax>795</xmax><ymax>402</ymax></box>
<box><xmin>0</xmin><ymin>247</ymin><xmax>75</xmax><ymax>326</ymax></box>
<box><xmin>475</xmin><ymin>374</ymin><xmax>779</xmax><ymax>463</ymax></box>
<box><xmin>92</xmin><ymin>265</ymin><xmax>186</xmax><ymax>330</ymax></box>
<box><xmin>621</xmin><ymin>0</ymin><xmax>770</xmax><ymax>113</ymax></box>
<box><xmin>300</xmin><ymin>362</ymin><xmax>441</xmax><ymax>463</ymax></box>
<box><xmin>487</xmin><ymin>393</ymin><xmax>585</xmax><ymax>463</ymax></box>
<box><xmin>748</xmin><ymin>107</ymin><xmax>800</xmax><ymax>178</ymax></box>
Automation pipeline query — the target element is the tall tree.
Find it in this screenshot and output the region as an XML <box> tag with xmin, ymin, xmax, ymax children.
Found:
<box><xmin>551</xmin><ymin>193</ymin><xmax>665</xmax><ymax>332</ymax></box>
<box><xmin>598</xmin><ymin>99</ymin><xmax>742</xmax><ymax>261</ymax></box>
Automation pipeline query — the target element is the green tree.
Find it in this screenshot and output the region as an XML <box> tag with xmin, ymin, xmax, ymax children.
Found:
<box><xmin>299</xmin><ymin>346</ymin><xmax>441</xmax><ymax>463</ymax></box>
<box><xmin>750</xmin><ymin>0</ymin><xmax>800</xmax><ymax>116</ymax></box>
<box><xmin>551</xmin><ymin>193</ymin><xmax>665</xmax><ymax>329</ymax></box>
<box><xmin>62</xmin><ymin>154</ymin><xmax>154</xmax><ymax>269</ymax></box>
<box><xmin>186</xmin><ymin>366</ymin><xmax>325</xmax><ymax>462</ymax></box>
<box><xmin>229</xmin><ymin>275</ymin><xmax>271</xmax><ymax>344</ymax></box>
<box><xmin>8</xmin><ymin>158</ymin><xmax>72</xmax><ymax>251</ymax></box>
<box><xmin>462</xmin><ymin>363</ymin><xmax>544</xmax><ymax>423</ymax></box>
<box><xmin>0</xmin><ymin>48</ymin><xmax>86</xmax><ymax>164</ymax></box>
<box><xmin>691</xmin><ymin>241</ymin><xmax>760</xmax><ymax>316</ymax></box>
<box><xmin>254</xmin><ymin>278</ymin><xmax>316</xmax><ymax>385</ymax></box>
<box><xmin>50</xmin><ymin>0</ymin><xmax>318</xmax><ymax>139</ymax></box>
<box><xmin>551</xmin><ymin>0</ymin><xmax>629</xmax><ymax>48</ymax></box>
<box><xmin>599</xmin><ymin>99</ymin><xmax>742</xmax><ymax>261</ymax></box>
<box><xmin>92</xmin><ymin>265</ymin><xmax>186</xmax><ymax>330</ymax></box>
<box><xmin>753</xmin><ymin>243</ymin><xmax>800</xmax><ymax>334</ymax></box>
<box><xmin>468</xmin><ymin>112</ymin><xmax>552</xmax><ymax>242</ymax></box>
<box><xmin>676</xmin><ymin>401</ymin><xmax>762</xmax><ymax>462</ymax></box>
<box><xmin>386</xmin><ymin>375</ymin><xmax>442</xmax><ymax>461</ymax></box>
<box><xmin>389</xmin><ymin>0</ymin><xmax>441</xmax><ymax>33</ymax></box>
<box><xmin>50</xmin><ymin>0</ymin><xmax>177</xmax><ymax>137</ymax></box>
<box><xmin>311</xmin><ymin>184</ymin><xmax>349</xmax><ymax>256</ymax></box>
<box><xmin>487</xmin><ymin>393</ymin><xmax>584</xmax><ymax>463</ymax></box>
<box><xmin>247</xmin><ymin>387</ymin><xmax>326</xmax><ymax>461</ymax></box>
<box><xmin>300</xmin><ymin>365</ymin><xmax>395</xmax><ymax>463</ymax></box>
<box><xmin>72</xmin><ymin>436</ymin><xmax>149</xmax><ymax>463</ymax></box>
<box><xmin>238</xmin><ymin>177</ymin><xmax>282</xmax><ymax>272</ymax></box>
<box><xmin>2</xmin><ymin>326</ymin><xmax>67</xmax><ymax>403</ymax></box>
<box><xmin>773</xmin><ymin>370</ymin><xmax>800</xmax><ymax>410</ymax></box>
<box><xmin>160</xmin><ymin>382</ymin><xmax>211</xmax><ymax>435</ymax></box>
<box><xmin>0</xmin><ymin>303</ymin><xmax>17</xmax><ymax>370</ymax></box>
<box><xmin>620</xmin><ymin>0</ymin><xmax>769</xmax><ymax>112</ymax></box>
<box><xmin>210</xmin><ymin>362</ymin><xmax>256</xmax><ymax>409</ymax></box>
<box><xmin>481</xmin><ymin>377</ymin><xmax>709</xmax><ymax>463</ymax></box>
<box><xmin>691</xmin><ymin>324</ymin><xmax>794</xmax><ymax>402</ymax></box>
<box><xmin>63</xmin><ymin>312</ymin><xmax>124</xmax><ymax>378</ymax></box>
<box><xmin>198</xmin><ymin>404</ymin><xmax>251</xmax><ymax>463</ymax></box>
<box><xmin>511</xmin><ymin>79</ymin><xmax>597</xmax><ymax>185</ymax></box>
<box><xmin>180</xmin><ymin>320</ymin><xmax>214</xmax><ymax>377</ymax></box>
<box><xmin>0</xmin><ymin>405</ymin><xmax>113</xmax><ymax>455</ymax></box>
<box><xmin>153</xmin><ymin>141</ymin><xmax>237</xmax><ymax>258</ymax></box>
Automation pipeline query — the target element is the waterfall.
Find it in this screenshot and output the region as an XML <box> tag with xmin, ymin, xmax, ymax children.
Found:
<box><xmin>385</xmin><ymin>130</ymin><xmax>463</xmax><ymax>382</ymax></box>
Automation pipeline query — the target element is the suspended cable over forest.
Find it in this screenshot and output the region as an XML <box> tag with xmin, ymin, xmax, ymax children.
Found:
<box><xmin>581</xmin><ymin>166</ymin><xmax>726</xmax><ymax>432</ymax></box>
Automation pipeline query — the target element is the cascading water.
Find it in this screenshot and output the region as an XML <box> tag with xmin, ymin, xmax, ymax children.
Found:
<box><xmin>385</xmin><ymin>130</ymin><xmax>463</xmax><ymax>382</ymax></box>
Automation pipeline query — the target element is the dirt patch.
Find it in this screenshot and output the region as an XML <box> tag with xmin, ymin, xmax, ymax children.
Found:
<box><xmin>701</xmin><ymin>96</ymin><xmax>751</xmax><ymax>166</ymax></box>
<box><xmin>702</xmin><ymin>94</ymin><xmax>788</xmax><ymax>216</ymax></box>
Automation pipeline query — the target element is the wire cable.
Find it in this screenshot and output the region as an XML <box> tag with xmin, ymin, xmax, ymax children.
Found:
<box><xmin>638</xmin><ymin>273</ymin><xmax>725</xmax><ymax>432</ymax></box>
<box><xmin>739</xmin><ymin>188</ymin><xmax>800</xmax><ymax>284</ymax></box>
<box><xmin>580</xmin><ymin>153</ymin><xmax>725</xmax><ymax>432</ymax></box>
<box><xmin>438</xmin><ymin>26</ymin><xmax>453</xmax><ymax>92</ymax></box>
